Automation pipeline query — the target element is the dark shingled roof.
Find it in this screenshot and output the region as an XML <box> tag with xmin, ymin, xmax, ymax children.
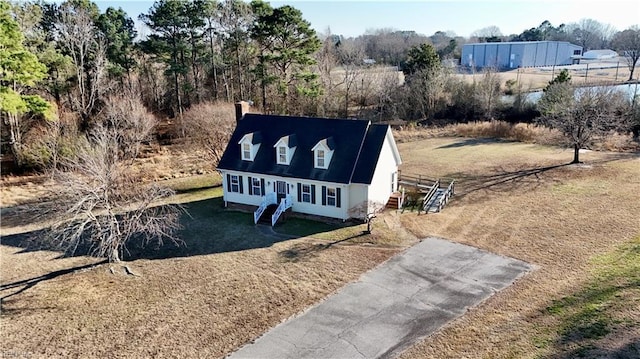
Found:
<box><xmin>351</xmin><ymin>124</ymin><xmax>389</xmax><ymax>184</ymax></box>
<box><xmin>218</xmin><ymin>114</ymin><xmax>391</xmax><ymax>184</ymax></box>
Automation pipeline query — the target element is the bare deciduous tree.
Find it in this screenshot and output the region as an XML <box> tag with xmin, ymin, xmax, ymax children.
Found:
<box><xmin>45</xmin><ymin>122</ymin><xmax>181</xmax><ymax>263</ymax></box>
<box><xmin>101</xmin><ymin>94</ymin><xmax>156</xmax><ymax>160</ymax></box>
<box><xmin>474</xmin><ymin>67</ymin><xmax>502</xmax><ymax>120</ymax></box>
<box><xmin>315</xmin><ymin>29</ymin><xmax>340</xmax><ymax>117</ymax></box>
<box><xmin>348</xmin><ymin>200</ymin><xmax>386</xmax><ymax>234</ymax></box>
<box><xmin>57</xmin><ymin>3</ymin><xmax>107</xmax><ymax>125</ymax></box>
<box><xmin>403</xmin><ymin>68</ymin><xmax>449</xmax><ymax>121</ymax></box>
<box><xmin>612</xmin><ymin>26</ymin><xmax>640</xmax><ymax>81</ymax></box>
<box><xmin>374</xmin><ymin>69</ymin><xmax>402</xmax><ymax>121</ymax></box>
<box><xmin>336</xmin><ymin>41</ymin><xmax>365</xmax><ymax>117</ymax></box>
<box><xmin>565</xmin><ymin>19</ymin><xmax>615</xmax><ymax>51</ymax></box>
<box><xmin>182</xmin><ymin>102</ymin><xmax>235</xmax><ymax>167</ymax></box>
<box><xmin>471</xmin><ymin>25</ymin><xmax>503</xmax><ymax>42</ymax></box>
<box><xmin>538</xmin><ymin>84</ymin><xmax>628</xmax><ymax>163</ymax></box>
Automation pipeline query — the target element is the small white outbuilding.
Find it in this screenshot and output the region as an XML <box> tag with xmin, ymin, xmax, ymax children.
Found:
<box><xmin>582</xmin><ymin>49</ymin><xmax>618</xmax><ymax>60</ymax></box>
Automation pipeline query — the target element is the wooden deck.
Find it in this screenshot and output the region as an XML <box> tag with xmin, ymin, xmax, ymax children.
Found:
<box><xmin>387</xmin><ymin>172</ymin><xmax>455</xmax><ymax>213</ymax></box>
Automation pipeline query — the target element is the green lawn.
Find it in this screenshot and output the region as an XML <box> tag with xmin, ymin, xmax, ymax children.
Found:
<box><xmin>541</xmin><ymin>236</ymin><xmax>640</xmax><ymax>357</ymax></box>
<box><xmin>132</xmin><ymin>185</ymin><xmax>370</xmax><ymax>260</ymax></box>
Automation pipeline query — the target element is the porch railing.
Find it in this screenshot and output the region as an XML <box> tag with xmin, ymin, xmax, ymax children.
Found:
<box><xmin>254</xmin><ymin>192</ymin><xmax>277</xmax><ymax>224</ymax></box>
<box><xmin>271</xmin><ymin>195</ymin><xmax>293</xmax><ymax>226</ymax></box>
<box><xmin>419</xmin><ymin>180</ymin><xmax>440</xmax><ymax>214</ymax></box>
<box><xmin>436</xmin><ymin>180</ymin><xmax>455</xmax><ymax>212</ymax></box>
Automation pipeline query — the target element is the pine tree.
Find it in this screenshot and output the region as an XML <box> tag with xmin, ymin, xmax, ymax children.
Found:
<box><xmin>0</xmin><ymin>0</ymin><xmax>54</xmax><ymax>166</ymax></box>
<box><xmin>250</xmin><ymin>0</ymin><xmax>320</xmax><ymax>114</ymax></box>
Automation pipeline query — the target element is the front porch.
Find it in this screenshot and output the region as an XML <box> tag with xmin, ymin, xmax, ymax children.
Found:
<box><xmin>253</xmin><ymin>192</ymin><xmax>293</xmax><ymax>226</ymax></box>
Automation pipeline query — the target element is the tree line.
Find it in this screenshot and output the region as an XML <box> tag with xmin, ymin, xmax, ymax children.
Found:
<box><xmin>2</xmin><ymin>0</ymin><xmax>640</xmax><ymax>172</ymax></box>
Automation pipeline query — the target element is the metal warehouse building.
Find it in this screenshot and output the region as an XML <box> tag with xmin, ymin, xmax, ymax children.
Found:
<box><xmin>461</xmin><ymin>41</ymin><xmax>583</xmax><ymax>69</ymax></box>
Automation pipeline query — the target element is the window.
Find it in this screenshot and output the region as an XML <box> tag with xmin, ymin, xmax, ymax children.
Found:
<box><xmin>273</xmin><ymin>135</ymin><xmax>296</xmax><ymax>165</ymax></box>
<box><xmin>573</xmin><ymin>49</ymin><xmax>582</xmax><ymax>55</ymax></box>
<box><xmin>230</xmin><ymin>175</ymin><xmax>240</xmax><ymax>193</ymax></box>
<box><xmin>251</xmin><ymin>177</ymin><xmax>261</xmax><ymax>196</ymax></box>
<box><xmin>327</xmin><ymin>187</ymin><xmax>336</xmax><ymax>206</ymax></box>
<box><xmin>242</xmin><ymin>143</ymin><xmax>251</xmax><ymax>160</ymax></box>
<box><xmin>316</xmin><ymin>149</ymin><xmax>325</xmax><ymax>168</ymax></box>
<box><xmin>322</xmin><ymin>186</ymin><xmax>340</xmax><ymax>207</ymax></box>
<box><xmin>238</xmin><ymin>132</ymin><xmax>261</xmax><ymax>161</ymax></box>
<box><xmin>302</xmin><ymin>184</ymin><xmax>311</xmax><ymax>203</ymax></box>
<box><xmin>297</xmin><ymin>183</ymin><xmax>316</xmax><ymax>204</ymax></box>
<box><xmin>278</xmin><ymin>146</ymin><xmax>287</xmax><ymax>164</ymax></box>
<box><xmin>312</xmin><ymin>138</ymin><xmax>333</xmax><ymax>169</ymax></box>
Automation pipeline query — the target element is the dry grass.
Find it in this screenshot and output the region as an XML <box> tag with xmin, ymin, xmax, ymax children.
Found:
<box><xmin>396</xmin><ymin>138</ymin><xmax>640</xmax><ymax>358</ymax></box>
<box><xmin>393</xmin><ymin>121</ymin><xmax>564</xmax><ymax>145</ymax></box>
<box><xmin>457</xmin><ymin>63</ymin><xmax>635</xmax><ymax>91</ymax></box>
<box><xmin>1</xmin><ymin>185</ymin><xmax>407</xmax><ymax>358</ymax></box>
<box><xmin>393</xmin><ymin>121</ymin><xmax>640</xmax><ymax>152</ymax></box>
<box><xmin>1</xmin><ymin>240</ymin><xmax>398</xmax><ymax>358</ymax></box>
<box><xmin>2</xmin><ymin>137</ymin><xmax>639</xmax><ymax>358</ymax></box>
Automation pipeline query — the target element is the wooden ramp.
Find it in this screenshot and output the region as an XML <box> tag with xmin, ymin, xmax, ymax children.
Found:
<box><xmin>387</xmin><ymin>173</ymin><xmax>455</xmax><ymax>214</ymax></box>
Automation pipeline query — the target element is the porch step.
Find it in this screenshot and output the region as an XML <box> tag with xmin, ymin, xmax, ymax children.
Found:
<box><xmin>386</xmin><ymin>192</ymin><xmax>401</xmax><ymax>209</ymax></box>
<box><xmin>258</xmin><ymin>204</ymin><xmax>278</xmax><ymax>224</ymax></box>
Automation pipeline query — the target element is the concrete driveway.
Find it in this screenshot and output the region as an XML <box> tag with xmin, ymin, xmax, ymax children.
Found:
<box><xmin>228</xmin><ymin>237</ymin><xmax>532</xmax><ymax>359</ymax></box>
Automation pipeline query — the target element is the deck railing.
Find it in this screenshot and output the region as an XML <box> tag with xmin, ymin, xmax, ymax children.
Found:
<box><xmin>420</xmin><ymin>180</ymin><xmax>440</xmax><ymax>214</ymax></box>
<box><xmin>398</xmin><ymin>173</ymin><xmax>438</xmax><ymax>190</ymax></box>
<box><xmin>436</xmin><ymin>180</ymin><xmax>455</xmax><ymax>212</ymax></box>
<box><xmin>271</xmin><ymin>195</ymin><xmax>293</xmax><ymax>226</ymax></box>
<box><xmin>254</xmin><ymin>192</ymin><xmax>277</xmax><ymax>224</ymax></box>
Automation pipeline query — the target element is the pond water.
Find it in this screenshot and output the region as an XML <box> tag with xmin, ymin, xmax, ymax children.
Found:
<box><xmin>503</xmin><ymin>83</ymin><xmax>640</xmax><ymax>104</ymax></box>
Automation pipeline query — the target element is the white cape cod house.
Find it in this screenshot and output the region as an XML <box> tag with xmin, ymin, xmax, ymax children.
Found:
<box><xmin>217</xmin><ymin>110</ymin><xmax>402</xmax><ymax>224</ymax></box>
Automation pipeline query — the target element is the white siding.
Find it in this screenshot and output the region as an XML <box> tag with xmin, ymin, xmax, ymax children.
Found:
<box><xmin>221</xmin><ymin>170</ymin><xmax>266</xmax><ymax>206</ymax></box>
<box><xmin>292</xmin><ymin>179</ymin><xmax>349</xmax><ymax>220</ymax></box>
<box><xmin>366</xmin><ymin>130</ymin><xmax>399</xmax><ymax>208</ymax></box>
<box><xmin>347</xmin><ymin>183</ymin><xmax>369</xmax><ymax>219</ymax></box>
<box><xmin>220</xmin><ymin>128</ymin><xmax>401</xmax><ymax>221</ymax></box>
<box><xmin>221</xmin><ymin>170</ymin><xmax>350</xmax><ymax>220</ymax></box>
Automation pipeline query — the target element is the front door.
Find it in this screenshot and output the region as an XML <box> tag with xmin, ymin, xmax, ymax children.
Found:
<box><xmin>276</xmin><ymin>181</ymin><xmax>287</xmax><ymax>202</ymax></box>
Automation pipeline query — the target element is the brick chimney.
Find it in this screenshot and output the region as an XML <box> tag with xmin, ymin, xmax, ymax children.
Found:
<box><xmin>234</xmin><ymin>101</ymin><xmax>250</xmax><ymax>124</ymax></box>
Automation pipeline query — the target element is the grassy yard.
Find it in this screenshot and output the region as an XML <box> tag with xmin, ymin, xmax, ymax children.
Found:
<box><xmin>1</xmin><ymin>183</ymin><xmax>403</xmax><ymax>358</ymax></box>
<box><xmin>397</xmin><ymin>138</ymin><xmax>640</xmax><ymax>359</ymax></box>
<box><xmin>1</xmin><ymin>137</ymin><xmax>638</xmax><ymax>358</ymax></box>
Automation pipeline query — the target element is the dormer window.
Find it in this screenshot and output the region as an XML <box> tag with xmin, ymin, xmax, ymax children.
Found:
<box><xmin>242</xmin><ymin>143</ymin><xmax>251</xmax><ymax>160</ymax></box>
<box><xmin>278</xmin><ymin>146</ymin><xmax>287</xmax><ymax>164</ymax></box>
<box><xmin>238</xmin><ymin>132</ymin><xmax>262</xmax><ymax>161</ymax></box>
<box><xmin>316</xmin><ymin>149</ymin><xmax>325</xmax><ymax>167</ymax></box>
<box><xmin>311</xmin><ymin>137</ymin><xmax>335</xmax><ymax>169</ymax></box>
<box><xmin>273</xmin><ymin>134</ymin><xmax>297</xmax><ymax>165</ymax></box>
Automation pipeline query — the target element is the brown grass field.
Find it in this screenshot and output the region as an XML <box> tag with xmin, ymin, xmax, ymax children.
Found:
<box><xmin>459</xmin><ymin>61</ymin><xmax>637</xmax><ymax>91</ymax></box>
<box><xmin>2</xmin><ymin>134</ymin><xmax>639</xmax><ymax>358</ymax></box>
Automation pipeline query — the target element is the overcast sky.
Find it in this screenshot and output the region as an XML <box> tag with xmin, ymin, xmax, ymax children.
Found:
<box><xmin>94</xmin><ymin>0</ymin><xmax>640</xmax><ymax>38</ymax></box>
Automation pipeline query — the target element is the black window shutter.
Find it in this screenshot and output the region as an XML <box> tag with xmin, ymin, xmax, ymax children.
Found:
<box><xmin>239</xmin><ymin>176</ymin><xmax>244</xmax><ymax>194</ymax></box>
<box><xmin>322</xmin><ymin>186</ymin><xmax>327</xmax><ymax>206</ymax></box>
<box><xmin>260</xmin><ymin>178</ymin><xmax>265</xmax><ymax>196</ymax></box>
<box><xmin>226</xmin><ymin>174</ymin><xmax>231</xmax><ymax>192</ymax></box>
<box><xmin>311</xmin><ymin>185</ymin><xmax>316</xmax><ymax>204</ymax></box>
<box><xmin>248</xmin><ymin>176</ymin><xmax>253</xmax><ymax>195</ymax></box>
<box><xmin>274</xmin><ymin>182</ymin><xmax>276</xmax><ymax>192</ymax></box>
<box><xmin>336</xmin><ymin>188</ymin><xmax>341</xmax><ymax>208</ymax></box>
<box><xmin>297</xmin><ymin>183</ymin><xmax>302</xmax><ymax>202</ymax></box>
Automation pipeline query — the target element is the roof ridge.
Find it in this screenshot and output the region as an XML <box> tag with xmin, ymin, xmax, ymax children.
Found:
<box><xmin>348</xmin><ymin>120</ymin><xmax>372</xmax><ymax>183</ymax></box>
